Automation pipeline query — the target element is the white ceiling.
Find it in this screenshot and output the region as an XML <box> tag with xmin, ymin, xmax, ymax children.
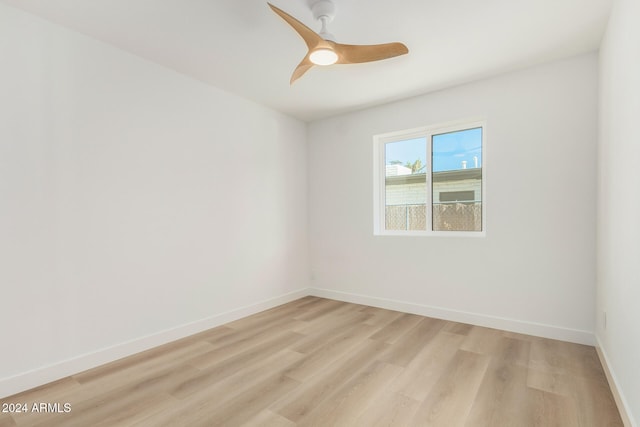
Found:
<box><xmin>2</xmin><ymin>0</ymin><xmax>612</xmax><ymax>121</ymax></box>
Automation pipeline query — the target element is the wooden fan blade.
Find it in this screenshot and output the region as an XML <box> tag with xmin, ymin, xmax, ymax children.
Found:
<box><xmin>268</xmin><ymin>3</ymin><xmax>322</xmax><ymax>50</ymax></box>
<box><xmin>291</xmin><ymin>56</ymin><xmax>314</xmax><ymax>84</ymax></box>
<box><xmin>335</xmin><ymin>42</ymin><xmax>408</xmax><ymax>64</ymax></box>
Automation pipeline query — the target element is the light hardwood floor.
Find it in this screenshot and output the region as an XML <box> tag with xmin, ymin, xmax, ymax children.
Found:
<box><xmin>0</xmin><ymin>297</ymin><xmax>623</xmax><ymax>426</ymax></box>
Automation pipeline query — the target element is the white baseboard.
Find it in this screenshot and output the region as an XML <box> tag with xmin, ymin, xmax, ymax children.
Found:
<box><xmin>308</xmin><ymin>287</ymin><xmax>595</xmax><ymax>345</ymax></box>
<box><xmin>596</xmin><ymin>336</ymin><xmax>637</xmax><ymax>427</ymax></box>
<box><xmin>0</xmin><ymin>288</ymin><xmax>308</xmax><ymax>399</ymax></box>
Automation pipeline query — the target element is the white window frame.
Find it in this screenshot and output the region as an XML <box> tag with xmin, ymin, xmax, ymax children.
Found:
<box><xmin>373</xmin><ymin>118</ymin><xmax>487</xmax><ymax>237</ymax></box>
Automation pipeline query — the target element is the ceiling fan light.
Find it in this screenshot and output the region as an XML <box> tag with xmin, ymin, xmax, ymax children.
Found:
<box><xmin>309</xmin><ymin>48</ymin><xmax>338</xmax><ymax>66</ymax></box>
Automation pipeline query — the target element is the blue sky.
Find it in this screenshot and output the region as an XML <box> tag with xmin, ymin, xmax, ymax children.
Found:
<box><xmin>385</xmin><ymin>127</ymin><xmax>482</xmax><ymax>172</ymax></box>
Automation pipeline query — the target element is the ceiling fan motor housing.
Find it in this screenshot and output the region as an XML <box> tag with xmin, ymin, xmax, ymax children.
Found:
<box><xmin>311</xmin><ymin>0</ymin><xmax>336</xmax><ymax>22</ymax></box>
<box><xmin>311</xmin><ymin>0</ymin><xmax>336</xmax><ymax>41</ymax></box>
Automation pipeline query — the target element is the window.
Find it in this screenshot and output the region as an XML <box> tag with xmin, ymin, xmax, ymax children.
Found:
<box><xmin>373</xmin><ymin>120</ymin><xmax>485</xmax><ymax>236</ymax></box>
<box><xmin>439</xmin><ymin>191</ymin><xmax>475</xmax><ymax>203</ymax></box>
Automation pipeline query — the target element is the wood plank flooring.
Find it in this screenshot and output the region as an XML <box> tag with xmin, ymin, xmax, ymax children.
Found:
<box><xmin>0</xmin><ymin>297</ymin><xmax>623</xmax><ymax>426</ymax></box>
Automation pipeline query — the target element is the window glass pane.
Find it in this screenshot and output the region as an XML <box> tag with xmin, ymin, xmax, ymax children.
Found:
<box><xmin>431</xmin><ymin>128</ymin><xmax>482</xmax><ymax>231</ymax></box>
<box><xmin>384</xmin><ymin>137</ymin><xmax>427</xmax><ymax>231</ymax></box>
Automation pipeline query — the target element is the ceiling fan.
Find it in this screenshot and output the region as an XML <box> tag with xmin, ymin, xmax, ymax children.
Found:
<box><xmin>267</xmin><ymin>1</ymin><xmax>408</xmax><ymax>84</ymax></box>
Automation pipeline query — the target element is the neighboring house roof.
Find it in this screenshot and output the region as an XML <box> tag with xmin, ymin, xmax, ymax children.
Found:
<box><xmin>385</xmin><ymin>168</ymin><xmax>481</xmax><ymax>185</ymax></box>
<box><xmin>385</xmin><ymin>164</ymin><xmax>413</xmax><ymax>176</ymax></box>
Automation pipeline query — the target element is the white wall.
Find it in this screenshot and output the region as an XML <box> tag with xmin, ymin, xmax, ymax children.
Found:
<box><xmin>597</xmin><ymin>0</ymin><xmax>640</xmax><ymax>424</ymax></box>
<box><xmin>0</xmin><ymin>3</ymin><xmax>308</xmax><ymax>397</ymax></box>
<box><xmin>308</xmin><ymin>54</ymin><xmax>598</xmax><ymax>344</ymax></box>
